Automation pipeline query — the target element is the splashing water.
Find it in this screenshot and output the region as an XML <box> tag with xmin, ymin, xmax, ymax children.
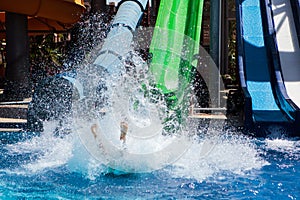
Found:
<box><xmin>42</xmin><ymin>12</ymin><xmax>262</xmax><ymax>174</ymax></box>
<box><xmin>70</xmin><ymin>49</ymin><xmax>192</xmax><ymax>173</ymax></box>
<box><xmin>1</xmin><ymin>52</ymin><xmax>268</xmax><ymax>177</ymax></box>
<box><xmin>69</xmin><ymin>66</ymin><xmax>267</xmax><ymax>174</ymax></box>
<box><xmin>169</xmin><ymin>132</ymin><xmax>268</xmax><ymax>181</ymax></box>
<box><xmin>1</xmin><ymin>123</ymin><xmax>267</xmax><ymax>179</ymax></box>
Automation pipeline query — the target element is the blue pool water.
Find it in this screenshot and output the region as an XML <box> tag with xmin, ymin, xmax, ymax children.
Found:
<box><xmin>0</xmin><ymin>124</ymin><xmax>299</xmax><ymax>199</ymax></box>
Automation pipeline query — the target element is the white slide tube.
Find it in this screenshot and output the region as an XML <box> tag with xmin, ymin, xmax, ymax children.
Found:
<box><xmin>93</xmin><ymin>0</ymin><xmax>148</xmax><ymax>75</ymax></box>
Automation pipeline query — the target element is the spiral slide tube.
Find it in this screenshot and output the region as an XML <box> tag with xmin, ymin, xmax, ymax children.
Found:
<box><xmin>93</xmin><ymin>0</ymin><xmax>148</xmax><ymax>74</ymax></box>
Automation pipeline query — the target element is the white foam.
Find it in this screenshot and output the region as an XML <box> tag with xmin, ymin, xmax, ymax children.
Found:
<box><xmin>168</xmin><ymin>134</ymin><xmax>269</xmax><ymax>181</ymax></box>
<box><xmin>265</xmin><ymin>138</ymin><xmax>300</xmax><ymax>153</ymax></box>
<box><xmin>2</xmin><ymin>120</ymin><xmax>269</xmax><ymax>181</ymax></box>
<box><xmin>4</xmin><ymin>121</ymin><xmax>73</xmax><ymax>174</ymax></box>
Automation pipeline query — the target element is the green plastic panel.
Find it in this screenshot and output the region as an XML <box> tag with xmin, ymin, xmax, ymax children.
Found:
<box><xmin>149</xmin><ymin>0</ymin><xmax>204</xmax><ymax>108</ymax></box>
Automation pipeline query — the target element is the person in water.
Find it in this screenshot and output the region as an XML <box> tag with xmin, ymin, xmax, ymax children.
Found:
<box><xmin>120</xmin><ymin>121</ymin><xmax>128</xmax><ymax>145</ymax></box>
<box><xmin>91</xmin><ymin>121</ymin><xmax>128</xmax><ymax>149</ymax></box>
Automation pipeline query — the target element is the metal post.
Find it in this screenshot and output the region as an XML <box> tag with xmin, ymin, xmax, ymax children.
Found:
<box><xmin>209</xmin><ymin>0</ymin><xmax>222</xmax><ymax>108</ymax></box>
<box><xmin>5</xmin><ymin>12</ymin><xmax>30</xmax><ymax>100</ymax></box>
<box><xmin>210</xmin><ymin>0</ymin><xmax>220</xmax><ymax>67</ymax></box>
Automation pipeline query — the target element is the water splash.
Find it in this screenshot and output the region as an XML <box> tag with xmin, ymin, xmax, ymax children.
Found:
<box><xmin>2</xmin><ymin>121</ymin><xmax>72</xmax><ymax>174</ymax></box>
<box><xmin>1</xmin><ymin>124</ymin><xmax>269</xmax><ymax>183</ymax></box>
<box><xmin>72</xmin><ymin>57</ymin><xmax>192</xmax><ymax>173</ymax></box>
<box><xmin>59</xmin><ymin>12</ymin><xmax>263</xmax><ymax>174</ymax></box>
<box><xmin>19</xmin><ymin>13</ymin><xmax>268</xmax><ymax>178</ymax></box>
<box><xmin>168</xmin><ymin>131</ymin><xmax>268</xmax><ymax>181</ymax></box>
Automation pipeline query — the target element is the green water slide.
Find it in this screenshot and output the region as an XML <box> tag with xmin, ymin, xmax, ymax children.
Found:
<box><xmin>149</xmin><ymin>0</ymin><xmax>204</xmax><ymax>110</ymax></box>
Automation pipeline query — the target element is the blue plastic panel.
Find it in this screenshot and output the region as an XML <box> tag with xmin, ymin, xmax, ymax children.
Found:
<box><xmin>241</xmin><ymin>0</ymin><xmax>287</xmax><ymax>122</ymax></box>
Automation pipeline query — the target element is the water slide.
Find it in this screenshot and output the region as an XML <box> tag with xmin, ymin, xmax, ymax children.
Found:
<box><xmin>150</xmin><ymin>0</ymin><xmax>204</xmax><ymax>111</ymax></box>
<box><xmin>268</xmin><ymin>0</ymin><xmax>300</xmax><ymax>125</ymax></box>
<box><xmin>236</xmin><ymin>0</ymin><xmax>300</xmax><ymax>135</ymax></box>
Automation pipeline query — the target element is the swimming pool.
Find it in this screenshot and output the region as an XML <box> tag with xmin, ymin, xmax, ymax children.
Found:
<box><xmin>0</xmin><ymin>125</ymin><xmax>299</xmax><ymax>199</ymax></box>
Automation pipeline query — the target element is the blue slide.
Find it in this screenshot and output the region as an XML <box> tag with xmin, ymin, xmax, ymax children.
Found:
<box><xmin>236</xmin><ymin>0</ymin><xmax>300</xmax><ymax>136</ymax></box>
